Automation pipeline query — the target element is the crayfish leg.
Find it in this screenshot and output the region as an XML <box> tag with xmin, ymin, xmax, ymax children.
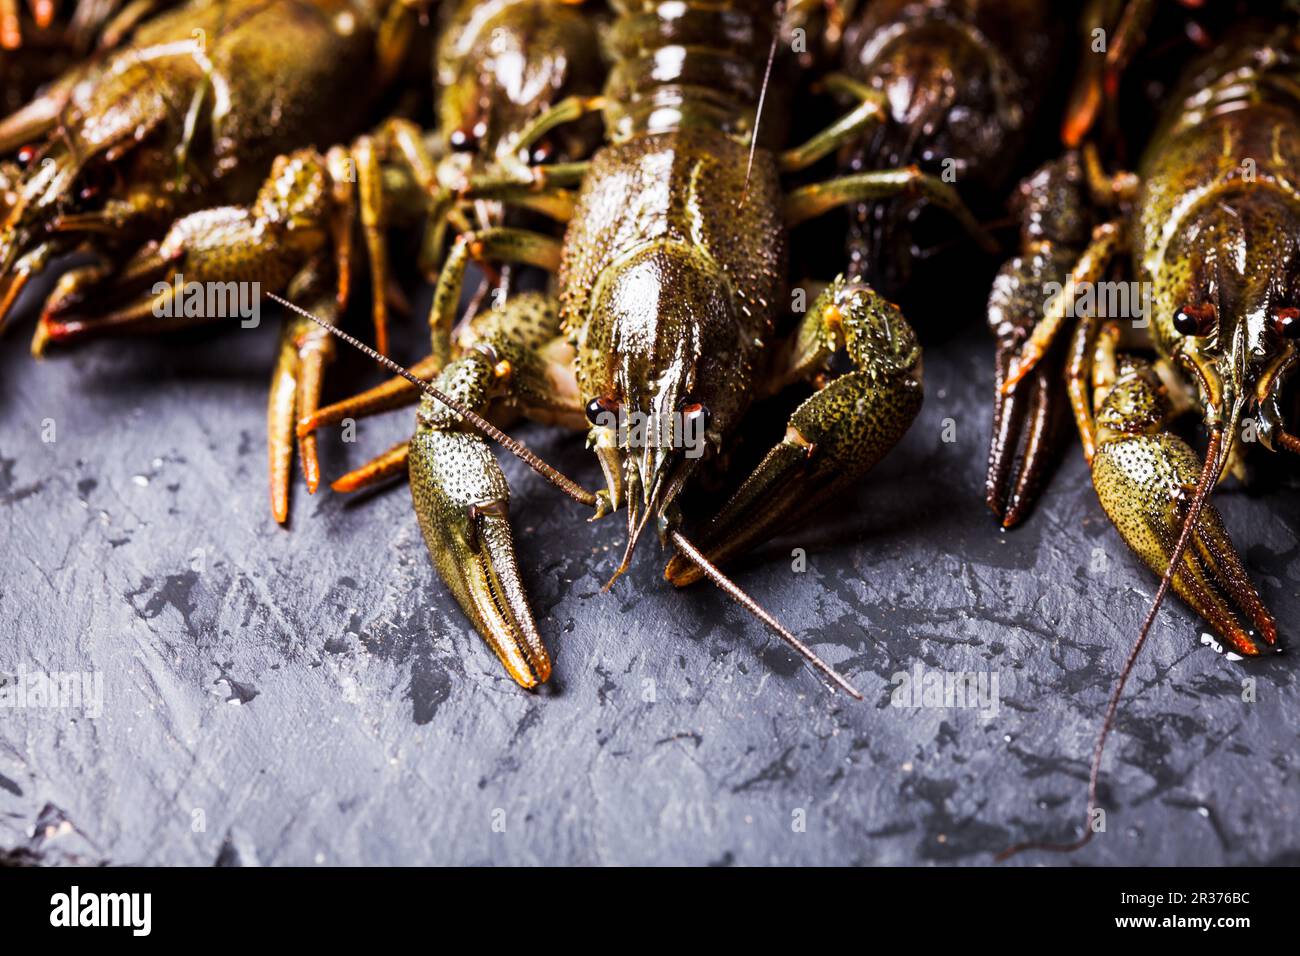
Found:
<box><xmin>299</xmin><ymin>354</ymin><xmax>441</xmax><ymax>438</ymax></box>
<box><xmin>665</xmin><ymin>277</ymin><xmax>921</xmax><ymax>587</ymax></box>
<box><xmin>331</xmin><ymin>439</ymin><xmax>410</xmax><ymax>494</ymax></box>
<box><xmin>269</xmin><ymin>270</ymin><xmax>338</xmax><ymax>524</ymax></box>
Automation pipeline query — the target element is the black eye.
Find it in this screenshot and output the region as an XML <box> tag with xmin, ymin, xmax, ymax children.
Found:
<box><xmin>681</xmin><ymin>402</ymin><xmax>710</xmax><ymax>430</ymax></box>
<box><xmin>1270</xmin><ymin>307</ymin><xmax>1300</xmax><ymax>339</ymax></box>
<box><xmin>1173</xmin><ymin>302</ymin><xmax>1216</xmax><ymax>337</ymax></box>
<box><xmin>530</xmin><ymin>140</ymin><xmax>553</xmax><ymax>166</ymax></box>
<box><xmin>585</xmin><ymin>396</ymin><xmax>618</xmax><ymax>425</ymax></box>
<box><xmin>449</xmin><ymin>125</ymin><xmax>479</xmax><ymax>152</ymax></box>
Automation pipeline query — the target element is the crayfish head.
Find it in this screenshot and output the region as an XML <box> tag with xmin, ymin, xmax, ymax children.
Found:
<box><xmin>1156</xmin><ymin>190</ymin><xmax>1300</xmax><ymax>462</ymax></box>
<box><xmin>580</xmin><ymin>241</ymin><xmax>759</xmax><ymax>572</ymax></box>
<box><xmin>436</xmin><ymin>0</ymin><xmax>600</xmax><ymax>164</ymax></box>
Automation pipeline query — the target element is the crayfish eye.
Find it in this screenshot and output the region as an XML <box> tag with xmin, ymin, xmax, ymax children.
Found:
<box><xmin>1270</xmin><ymin>307</ymin><xmax>1300</xmax><ymax>339</ymax></box>
<box><xmin>585</xmin><ymin>395</ymin><xmax>619</xmax><ymax>426</ymax></box>
<box><xmin>681</xmin><ymin>402</ymin><xmax>711</xmax><ymax>431</ymax></box>
<box><xmin>1173</xmin><ymin>302</ymin><xmax>1217</xmax><ymax>337</ymax></box>
<box><xmin>449</xmin><ymin>123</ymin><xmax>483</xmax><ymax>152</ymax></box>
<box><xmin>530</xmin><ymin>141</ymin><xmax>554</xmax><ymax>166</ymax></box>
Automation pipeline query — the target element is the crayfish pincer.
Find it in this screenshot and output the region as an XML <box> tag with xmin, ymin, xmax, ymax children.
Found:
<box><xmin>289</xmin><ymin>0</ymin><xmax>974</xmax><ymax>696</ymax></box>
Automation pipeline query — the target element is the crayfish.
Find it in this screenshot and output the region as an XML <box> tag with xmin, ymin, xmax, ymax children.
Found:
<box><xmin>9</xmin><ymin>0</ymin><xmax>611</xmax><ymax>523</ymax></box>
<box><xmin>288</xmin><ymin>0</ymin><xmax>998</xmax><ymax>696</ymax></box>
<box><xmin>991</xmin><ymin>4</ymin><xmax>1297</xmax><ymax>857</ymax></box>
<box><xmin>287</xmin><ymin>0</ymin><xmax>606</xmax><ymax>513</ymax></box>
<box><xmin>835</xmin><ymin>0</ymin><xmax>1063</xmax><ymax>293</ymax></box>
<box><xmin>0</xmin><ymin>0</ymin><xmax>431</xmax><ymax>332</ymax></box>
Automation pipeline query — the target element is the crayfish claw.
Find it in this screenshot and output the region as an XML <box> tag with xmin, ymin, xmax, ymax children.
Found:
<box><xmin>984</xmin><ymin>155</ymin><xmax>1094</xmax><ymax>527</ymax></box>
<box><xmin>1093</xmin><ymin>433</ymin><xmax>1277</xmax><ymax>656</ymax></box>
<box><xmin>1091</xmin><ymin>364</ymin><xmax>1278</xmax><ymax>655</ymax></box>
<box><xmin>410</xmin><ymin>428</ymin><xmax>551</xmax><ymax>687</ymax></box>
<box><xmin>987</xmin><ymin>333</ymin><xmax>1065</xmax><ymax>529</ymax></box>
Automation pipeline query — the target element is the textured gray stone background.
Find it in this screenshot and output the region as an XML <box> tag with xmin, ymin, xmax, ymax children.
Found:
<box><xmin>1</xmin><ymin>286</ymin><xmax>1297</xmax><ymax>867</ymax></box>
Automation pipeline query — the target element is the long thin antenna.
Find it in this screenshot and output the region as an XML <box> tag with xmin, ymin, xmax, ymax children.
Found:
<box><xmin>266</xmin><ymin>293</ymin><xmax>598</xmax><ymax>509</ymax></box>
<box><xmin>997</xmin><ymin>428</ymin><xmax>1224</xmax><ymax>861</ymax></box>
<box><xmin>741</xmin><ymin>0</ymin><xmax>784</xmax><ymax>205</ymax></box>
<box><xmin>670</xmin><ymin>529</ymin><xmax>863</xmax><ymax>699</ymax></box>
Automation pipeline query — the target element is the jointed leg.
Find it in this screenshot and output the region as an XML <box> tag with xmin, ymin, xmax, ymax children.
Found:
<box><xmin>666</xmin><ymin>276</ymin><xmax>923</xmax><ymax>585</ymax></box>
<box><xmin>419</xmin><ymin>160</ymin><xmax>587</xmax><ymax>277</ymax></box>
<box><xmin>350</xmin><ymin>118</ymin><xmax>444</xmax><ymax>354</ymax></box>
<box><xmin>504</xmin><ymin>95</ymin><xmax>605</xmax><ymax>163</ymax></box>
<box><xmin>785</xmin><ymin>166</ymin><xmax>997</xmax><ymax>252</ymax></box>
<box><xmin>1064</xmin><ymin>0</ymin><xmax>1159</xmax><ymax>146</ymax></box>
<box><xmin>1001</xmin><ymin>220</ymin><xmax>1123</xmax><ymax>391</ymax></box>
<box><xmin>268</xmin><ymin>261</ymin><xmax>336</xmax><ymax>523</ymax></box>
<box><xmin>2</xmin><ymin>241</ymin><xmax>65</xmax><ymax>337</ymax></box>
<box><xmin>778</xmin><ymin>73</ymin><xmax>887</xmax><ymax>173</ymax></box>
<box><xmin>324</xmin><ymin>144</ymin><xmax>356</xmax><ymax>310</ymax></box>
<box><xmin>1065</xmin><ymin>311</ymin><xmax>1107</xmax><ymax>463</ymax></box>
<box><xmin>331</xmin><ymin>438</ymin><xmax>410</xmax><ymax>494</ymax></box>
<box><xmin>427</xmin><ymin>227</ymin><xmax>562</xmax><ymax>367</ymax></box>
<box><xmin>298</xmin><ymin>353</ymin><xmax>441</xmax><ymax>440</ymax></box>
<box><xmin>352</xmin><ymin>133</ymin><xmax>390</xmax><ymax>356</ymax></box>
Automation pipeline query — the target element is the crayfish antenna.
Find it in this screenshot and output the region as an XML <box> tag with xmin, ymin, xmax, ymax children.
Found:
<box><xmin>670</xmin><ymin>529</ymin><xmax>863</xmax><ymax>700</ymax></box>
<box><xmin>266</xmin><ymin>293</ymin><xmax>599</xmax><ymax>509</ymax></box>
<box><xmin>997</xmin><ymin>428</ymin><xmax>1226</xmax><ymax>862</ymax></box>
<box><xmin>741</xmin><ymin>0</ymin><xmax>783</xmax><ymax>206</ymax></box>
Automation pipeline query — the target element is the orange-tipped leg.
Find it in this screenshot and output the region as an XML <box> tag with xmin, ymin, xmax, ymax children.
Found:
<box><xmin>0</xmin><ymin>242</ymin><xmax>60</xmax><ymax>334</ymax></box>
<box><xmin>331</xmin><ymin>439</ymin><xmax>410</xmax><ymax>493</ymax></box>
<box><xmin>268</xmin><ymin>297</ymin><xmax>338</xmax><ymax>524</ymax></box>
<box><xmin>1001</xmin><ymin>220</ymin><xmax>1122</xmax><ymax>394</ymax></box>
<box><xmin>297</xmin><ymin>353</ymin><xmax>439</xmax><ymax>439</ymax></box>
<box><xmin>1062</xmin><ymin>0</ymin><xmax>1159</xmax><ymax>147</ymax></box>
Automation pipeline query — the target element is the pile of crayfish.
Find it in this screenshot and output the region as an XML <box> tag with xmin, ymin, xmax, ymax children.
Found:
<box><xmin>1</xmin><ymin>0</ymin><xmax>1296</xmax><ymax>857</ymax></box>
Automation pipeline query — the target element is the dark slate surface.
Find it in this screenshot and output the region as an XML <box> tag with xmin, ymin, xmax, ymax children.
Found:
<box><xmin>1</xmin><ymin>287</ymin><xmax>1297</xmax><ymax>867</ymax></box>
